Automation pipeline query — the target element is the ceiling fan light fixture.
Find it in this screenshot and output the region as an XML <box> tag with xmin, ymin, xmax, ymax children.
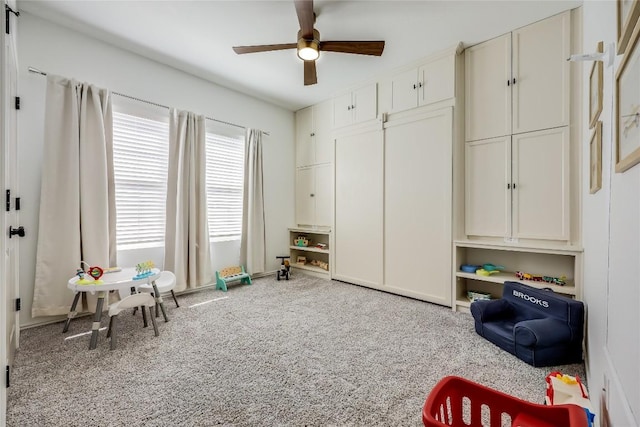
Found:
<box><xmin>297</xmin><ymin>39</ymin><xmax>319</xmax><ymax>61</ymax></box>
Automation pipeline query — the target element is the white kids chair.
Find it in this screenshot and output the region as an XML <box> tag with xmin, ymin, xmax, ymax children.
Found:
<box><xmin>107</xmin><ymin>292</ymin><xmax>159</xmax><ymax>350</ymax></box>
<box><xmin>137</xmin><ymin>270</ymin><xmax>179</xmax><ymax>317</ymax></box>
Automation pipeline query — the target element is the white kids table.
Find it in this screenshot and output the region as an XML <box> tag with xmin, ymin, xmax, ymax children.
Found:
<box><xmin>63</xmin><ymin>268</ymin><xmax>169</xmax><ymax>349</ymax></box>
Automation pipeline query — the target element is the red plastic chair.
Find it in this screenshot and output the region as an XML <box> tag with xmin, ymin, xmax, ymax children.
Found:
<box><xmin>422</xmin><ymin>376</ymin><xmax>589</xmax><ymax>427</ymax></box>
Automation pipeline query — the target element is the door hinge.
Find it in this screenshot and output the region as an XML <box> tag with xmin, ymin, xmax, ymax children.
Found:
<box><xmin>15</xmin><ymin>96</ymin><xmax>20</xmax><ymax>110</ymax></box>
<box><xmin>15</xmin><ymin>297</ymin><xmax>21</xmax><ymax>312</ymax></box>
<box><xmin>5</xmin><ymin>4</ymin><xmax>19</xmax><ymax>35</ymax></box>
<box><xmin>5</xmin><ymin>189</ymin><xmax>10</xmax><ymax>211</ymax></box>
<box><xmin>5</xmin><ymin>365</ymin><xmax>9</xmax><ymax>388</ymax></box>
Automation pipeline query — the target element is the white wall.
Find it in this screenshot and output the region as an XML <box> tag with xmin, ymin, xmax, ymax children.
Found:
<box><xmin>17</xmin><ymin>13</ymin><xmax>295</xmax><ymax>328</ymax></box>
<box><xmin>581</xmin><ymin>2</ymin><xmax>640</xmax><ymax>425</ymax></box>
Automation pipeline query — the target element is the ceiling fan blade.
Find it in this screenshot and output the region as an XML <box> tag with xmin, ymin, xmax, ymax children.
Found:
<box><xmin>233</xmin><ymin>43</ymin><xmax>297</xmax><ymax>54</ymax></box>
<box><xmin>304</xmin><ymin>60</ymin><xmax>317</xmax><ymax>86</ymax></box>
<box><xmin>320</xmin><ymin>41</ymin><xmax>385</xmax><ymax>56</ymax></box>
<box><xmin>294</xmin><ymin>0</ymin><xmax>315</xmax><ymax>39</ymax></box>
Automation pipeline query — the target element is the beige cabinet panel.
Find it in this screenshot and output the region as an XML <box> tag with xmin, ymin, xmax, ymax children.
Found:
<box><xmin>295</xmin><ymin>107</ymin><xmax>314</xmax><ymax>167</ymax></box>
<box><xmin>314</xmin><ymin>163</ymin><xmax>333</xmax><ymax>227</ymax></box>
<box><xmin>420</xmin><ymin>55</ymin><xmax>455</xmax><ymax>106</ymax></box>
<box><xmin>333</xmin><ymin>83</ymin><xmax>377</xmax><ymax>128</ymax></box>
<box><xmin>465</xmin><ymin>137</ymin><xmax>511</xmax><ymax>238</ymax></box>
<box><xmin>313</xmin><ymin>100</ymin><xmax>334</xmax><ymax>165</ymax></box>
<box><xmin>353</xmin><ymin>83</ymin><xmax>377</xmax><ymax>123</ymax></box>
<box><xmin>333</xmin><ymin>92</ymin><xmax>353</xmax><ymax>129</ymax></box>
<box><xmin>512</xmin><ymin>12</ymin><xmax>570</xmax><ymax>134</ymax></box>
<box><xmin>390</xmin><ymin>68</ymin><xmax>418</xmax><ymax>113</ymax></box>
<box><xmin>295</xmin><ymin>167</ymin><xmax>315</xmax><ymax>226</ymax></box>
<box><xmin>334</xmin><ymin>130</ymin><xmax>383</xmax><ymax>286</ymax></box>
<box><xmin>384</xmin><ymin>108</ymin><xmax>453</xmax><ymax>305</ymax></box>
<box><xmin>465</xmin><ymin>33</ymin><xmax>511</xmax><ymax>142</ymax></box>
<box><xmin>512</xmin><ymin>127</ymin><xmax>569</xmax><ymax>240</ymax></box>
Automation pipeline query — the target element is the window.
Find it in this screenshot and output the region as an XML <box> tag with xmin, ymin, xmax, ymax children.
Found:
<box><xmin>205</xmin><ymin>130</ymin><xmax>245</xmax><ymax>241</ymax></box>
<box><xmin>112</xmin><ymin>109</ymin><xmax>169</xmax><ymax>248</ymax></box>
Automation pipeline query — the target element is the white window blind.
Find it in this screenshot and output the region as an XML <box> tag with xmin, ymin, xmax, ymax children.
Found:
<box><xmin>205</xmin><ymin>132</ymin><xmax>245</xmax><ymax>240</ymax></box>
<box><xmin>113</xmin><ymin>111</ymin><xmax>169</xmax><ymax>248</ymax></box>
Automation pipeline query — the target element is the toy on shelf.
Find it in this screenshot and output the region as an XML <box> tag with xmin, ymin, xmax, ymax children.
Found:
<box><xmin>314</xmin><ymin>243</ymin><xmax>328</xmax><ymax>250</ymax></box>
<box><xmin>482</xmin><ymin>263</ymin><xmax>504</xmax><ymax>272</ymax></box>
<box><xmin>133</xmin><ymin>261</ymin><xmax>155</xmax><ymax>280</ymax></box>
<box><xmin>310</xmin><ymin>259</ymin><xmax>329</xmax><ymax>271</ymax></box>
<box><xmin>467</xmin><ymin>290</ymin><xmax>491</xmax><ymax>302</ymax></box>
<box><xmin>460</xmin><ymin>264</ymin><xmax>481</xmax><ymax>273</ymax></box>
<box><xmin>294</xmin><ymin>236</ymin><xmax>309</xmax><ymax>247</ymax></box>
<box><xmin>475</xmin><ymin>268</ymin><xmax>499</xmax><ymax>276</ymax></box>
<box><xmin>516</xmin><ymin>271</ymin><xmax>567</xmax><ymax>286</ymax></box>
<box><xmin>276</xmin><ymin>256</ymin><xmax>291</xmax><ymax>280</ymax></box>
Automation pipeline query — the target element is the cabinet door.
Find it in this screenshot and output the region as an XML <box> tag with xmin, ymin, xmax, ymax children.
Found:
<box><xmin>295</xmin><ymin>107</ymin><xmax>314</xmax><ymax>167</ymax></box>
<box><xmin>512</xmin><ymin>12</ymin><xmax>570</xmax><ymax>135</ymax></box>
<box><xmin>333</xmin><ymin>92</ymin><xmax>353</xmax><ymax>129</ymax></box>
<box><xmin>295</xmin><ymin>167</ymin><xmax>315</xmax><ymax>226</ymax></box>
<box><xmin>384</xmin><ymin>108</ymin><xmax>453</xmax><ymax>306</ymax></box>
<box><xmin>512</xmin><ymin>127</ymin><xmax>569</xmax><ymax>240</ymax></box>
<box><xmin>390</xmin><ymin>68</ymin><xmax>418</xmax><ymax>113</ymax></box>
<box><xmin>465</xmin><ymin>136</ymin><xmax>511</xmax><ymax>238</ymax></box>
<box><xmin>334</xmin><ymin>130</ymin><xmax>383</xmax><ymax>287</ymax></box>
<box><xmin>419</xmin><ymin>55</ymin><xmax>455</xmax><ymax>106</ymax></box>
<box><xmin>353</xmin><ymin>83</ymin><xmax>377</xmax><ymax>124</ymax></box>
<box><xmin>314</xmin><ymin>163</ymin><xmax>333</xmax><ymax>227</ymax></box>
<box><xmin>465</xmin><ymin>33</ymin><xmax>512</xmax><ymax>142</ymax></box>
<box><xmin>313</xmin><ymin>99</ymin><xmax>334</xmax><ymax>165</ymax></box>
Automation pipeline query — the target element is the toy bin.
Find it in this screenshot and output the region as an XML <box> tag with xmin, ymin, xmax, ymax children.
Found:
<box><xmin>423</xmin><ymin>376</ymin><xmax>589</xmax><ymax>427</ymax></box>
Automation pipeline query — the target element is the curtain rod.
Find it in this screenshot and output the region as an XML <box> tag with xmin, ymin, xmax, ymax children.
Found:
<box><xmin>27</xmin><ymin>66</ymin><xmax>270</xmax><ymax>136</ymax></box>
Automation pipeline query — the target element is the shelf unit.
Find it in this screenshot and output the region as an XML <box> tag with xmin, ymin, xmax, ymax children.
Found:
<box><xmin>288</xmin><ymin>227</ymin><xmax>331</xmax><ymax>279</ymax></box>
<box><xmin>453</xmin><ymin>240</ymin><xmax>582</xmax><ymax>311</ymax></box>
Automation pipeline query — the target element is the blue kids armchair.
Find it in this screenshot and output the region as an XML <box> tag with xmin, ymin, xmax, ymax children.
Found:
<box><xmin>471</xmin><ymin>281</ymin><xmax>584</xmax><ymax>367</ymax></box>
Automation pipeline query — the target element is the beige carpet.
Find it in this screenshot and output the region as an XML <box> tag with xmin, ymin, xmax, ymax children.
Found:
<box><xmin>7</xmin><ymin>273</ymin><xmax>585</xmax><ymax>426</ymax></box>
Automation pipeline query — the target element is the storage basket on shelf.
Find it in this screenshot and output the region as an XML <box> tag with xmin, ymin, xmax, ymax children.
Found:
<box><xmin>422</xmin><ymin>376</ymin><xmax>589</xmax><ymax>427</ymax></box>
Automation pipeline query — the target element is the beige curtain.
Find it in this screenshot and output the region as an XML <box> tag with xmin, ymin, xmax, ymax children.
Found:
<box><xmin>32</xmin><ymin>75</ymin><xmax>116</xmax><ymax>317</ymax></box>
<box><xmin>164</xmin><ymin>109</ymin><xmax>213</xmax><ymax>291</ymax></box>
<box><xmin>240</xmin><ymin>129</ymin><xmax>266</xmax><ymax>274</ymax></box>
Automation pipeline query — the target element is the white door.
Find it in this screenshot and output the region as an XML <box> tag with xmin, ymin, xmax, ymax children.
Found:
<box><xmin>352</xmin><ymin>83</ymin><xmax>377</xmax><ymax>124</ymax></box>
<box><xmin>314</xmin><ymin>164</ymin><xmax>333</xmax><ymax>227</ymax></box>
<box><xmin>334</xmin><ymin>129</ymin><xmax>383</xmax><ymax>287</ymax></box>
<box><xmin>465</xmin><ymin>136</ymin><xmax>511</xmax><ymax>238</ymax></box>
<box><xmin>295</xmin><ymin>167</ymin><xmax>315</xmax><ymax>226</ymax></box>
<box><xmin>512</xmin><ymin>127</ymin><xmax>570</xmax><ymax>241</ymax></box>
<box><xmin>465</xmin><ymin>33</ymin><xmax>512</xmax><ymax>142</ymax></box>
<box><xmin>419</xmin><ymin>55</ymin><xmax>455</xmax><ymax>107</ymax></box>
<box><xmin>512</xmin><ymin>11</ymin><xmax>570</xmax><ymax>135</ymax></box>
<box><xmin>295</xmin><ymin>106</ymin><xmax>314</xmax><ymax>167</ymax></box>
<box><xmin>2</xmin><ymin>0</ymin><xmax>20</xmax><ymax>416</ymax></box>
<box><xmin>312</xmin><ymin>100</ymin><xmax>333</xmax><ymax>165</ymax></box>
<box><xmin>390</xmin><ymin>68</ymin><xmax>417</xmax><ymax>113</ymax></box>
<box><xmin>333</xmin><ymin>92</ymin><xmax>352</xmax><ymax>129</ymax></box>
<box><xmin>384</xmin><ymin>109</ymin><xmax>453</xmax><ymax>306</ymax></box>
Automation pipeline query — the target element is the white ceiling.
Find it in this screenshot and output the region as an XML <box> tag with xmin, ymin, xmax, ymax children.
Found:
<box><xmin>18</xmin><ymin>0</ymin><xmax>581</xmax><ymax>111</ymax></box>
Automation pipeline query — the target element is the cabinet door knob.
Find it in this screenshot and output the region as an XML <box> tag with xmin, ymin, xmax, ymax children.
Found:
<box><xmin>507</xmin><ymin>80</ymin><xmax>510</xmax><ymax>86</ymax></box>
<box><xmin>351</xmin><ymin>105</ymin><xmax>355</xmax><ymax>109</ymax></box>
<box><xmin>418</xmin><ymin>82</ymin><xmax>423</xmax><ymax>88</ymax></box>
<box><xmin>310</xmin><ymin>132</ymin><xmax>315</xmax><ymax>137</ymax></box>
<box><xmin>310</xmin><ymin>193</ymin><xmax>315</xmax><ymax>197</ymax></box>
<box><xmin>413</xmin><ymin>83</ymin><xmax>417</xmax><ymax>89</ymax></box>
<box><xmin>507</xmin><ymin>183</ymin><xmax>511</xmax><ymax>189</ymax></box>
<box><xmin>347</xmin><ymin>106</ymin><xmax>351</xmax><ymax>111</ymax></box>
<box><xmin>512</xmin><ymin>183</ymin><xmax>517</xmax><ymax>189</ymax></box>
<box><xmin>512</xmin><ymin>78</ymin><xmax>516</xmax><ymax>85</ymax></box>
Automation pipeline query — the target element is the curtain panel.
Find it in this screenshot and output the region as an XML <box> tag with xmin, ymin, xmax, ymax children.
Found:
<box><xmin>164</xmin><ymin>109</ymin><xmax>213</xmax><ymax>291</ymax></box>
<box><xmin>240</xmin><ymin>129</ymin><xmax>266</xmax><ymax>274</ymax></box>
<box><xmin>32</xmin><ymin>75</ymin><xmax>116</xmax><ymax>317</ymax></box>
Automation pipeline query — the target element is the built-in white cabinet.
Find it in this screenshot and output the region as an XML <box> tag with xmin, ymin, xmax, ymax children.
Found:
<box><xmin>390</xmin><ymin>54</ymin><xmax>455</xmax><ymax>113</ymax></box>
<box><xmin>296</xmin><ymin>99</ymin><xmax>333</xmax><ymax>167</ymax></box>
<box><xmin>333</xmin><ymin>83</ymin><xmax>377</xmax><ymax>129</ymax></box>
<box><xmin>453</xmin><ymin>241</ymin><xmax>582</xmax><ymax>312</ymax></box>
<box><xmin>465</xmin><ymin>127</ymin><xmax>570</xmax><ymax>242</ymax></box>
<box><xmin>295</xmin><ymin>164</ymin><xmax>332</xmax><ymax>227</ymax></box>
<box><xmin>334</xmin><ymin>129</ymin><xmax>384</xmax><ymax>287</ymax></box>
<box><xmin>465</xmin><ymin>11</ymin><xmax>570</xmax><ymax>142</ymax></box>
<box><xmin>384</xmin><ymin>108</ymin><xmax>453</xmax><ymax>306</ymax></box>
